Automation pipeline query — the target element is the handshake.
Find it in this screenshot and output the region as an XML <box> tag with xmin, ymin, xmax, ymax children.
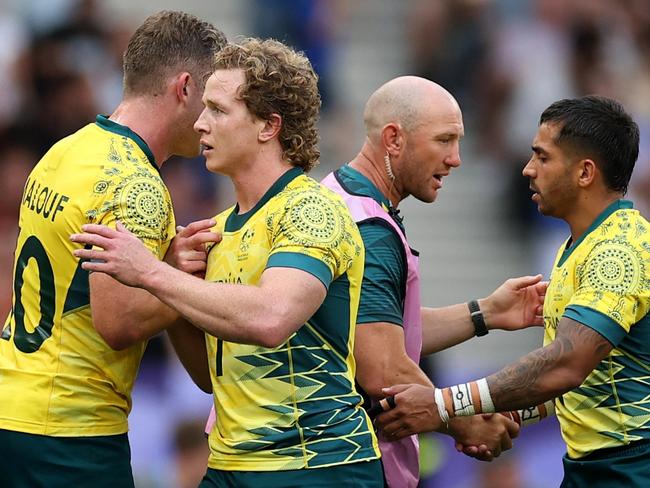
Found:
<box><xmin>370</xmin><ymin>384</ymin><xmax>549</xmax><ymax>462</ymax></box>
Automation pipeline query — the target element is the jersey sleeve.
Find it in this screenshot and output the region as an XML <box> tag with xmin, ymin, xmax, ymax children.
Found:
<box><xmin>95</xmin><ymin>172</ymin><xmax>175</xmax><ymax>259</ymax></box>
<box><xmin>356</xmin><ymin>220</ymin><xmax>406</xmax><ymax>326</ymax></box>
<box><xmin>266</xmin><ymin>188</ymin><xmax>362</xmax><ymax>289</ymax></box>
<box><xmin>564</xmin><ymin>237</ymin><xmax>650</xmax><ymax>346</ymax></box>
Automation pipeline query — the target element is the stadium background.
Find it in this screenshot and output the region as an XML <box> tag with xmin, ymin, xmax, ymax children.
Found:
<box><xmin>0</xmin><ymin>0</ymin><xmax>648</xmax><ymax>486</ymax></box>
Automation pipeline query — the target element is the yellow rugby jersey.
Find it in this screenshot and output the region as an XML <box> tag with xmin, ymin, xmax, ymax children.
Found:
<box><xmin>543</xmin><ymin>200</ymin><xmax>650</xmax><ymax>458</ymax></box>
<box><xmin>0</xmin><ymin>115</ymin><xmax>175</xmax><ymax>436</ymax></box>
<box><xmin>204</xmin><ymin>167</ymin><xmax>379</xmax><ymax>471</ymax></box>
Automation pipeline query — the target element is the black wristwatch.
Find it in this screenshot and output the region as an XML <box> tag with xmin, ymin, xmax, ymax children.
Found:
<box><xmin>468</xmin><ymin>299</ymin><xmax>489</xmax><ymax>337</ymax></box>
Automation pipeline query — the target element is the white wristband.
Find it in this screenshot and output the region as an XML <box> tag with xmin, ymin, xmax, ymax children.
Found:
<box><xmin>477</xmin><ymin>378</ymin><xmax>495</xmax><ymax>413</ymax></box>
<box><xmin>434</xmin><ymin>387</ymin><xmax>450</xmax><ymax>427</ymax></box>
<box><xmin>449</xmin><ymin>382</ymin><xmax>475</xmax><ymax>416</ymax></box>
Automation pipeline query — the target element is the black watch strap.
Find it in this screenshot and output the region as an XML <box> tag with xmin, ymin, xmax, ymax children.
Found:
<box><xmin>468</xmin><ymin>299</ymin><xmax>489</xmax><ymax>337</ymax></box>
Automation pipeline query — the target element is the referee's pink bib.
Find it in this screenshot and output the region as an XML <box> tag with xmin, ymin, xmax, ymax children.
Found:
<box><xmin>322</xmin><ymin>170</ymin><xmax>422</xmax><ymax>488</ymax></box>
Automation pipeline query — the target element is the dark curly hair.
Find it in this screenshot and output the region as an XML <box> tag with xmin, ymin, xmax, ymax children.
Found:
<box><xmin>123</xmin><ymin>11</ymin><xmax>226</xmax><ymax>96</ymax></box>
<box><xmin>213</xmin><ymin>38</ymin><xmax>321</xmax><ymax>172</ymax></box>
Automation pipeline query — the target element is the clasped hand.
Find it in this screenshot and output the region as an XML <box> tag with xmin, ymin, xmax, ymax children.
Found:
<box><xmin>375</xmin><ymin>384</ymin><xmax>519</xmax><ymax>462</ymax></box>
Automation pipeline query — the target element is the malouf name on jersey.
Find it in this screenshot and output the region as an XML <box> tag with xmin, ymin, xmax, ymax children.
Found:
<box><xmin>21</xmin><ymin>177</ymin><xmax>70</xmax><ymax>222</ymax></box>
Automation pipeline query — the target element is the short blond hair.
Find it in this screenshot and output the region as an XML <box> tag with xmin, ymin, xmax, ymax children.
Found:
<box><xmin>123</xmin><ymin>11</ymin><xmax>226</xmax><ymax>96</ymax></box>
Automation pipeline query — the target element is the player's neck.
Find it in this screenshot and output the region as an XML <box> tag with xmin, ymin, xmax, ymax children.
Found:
<box><xmin>349</xmin><ymin>145</ymin><xmax>401</xmax><ymax>208</ymax></box>
<box><xmin>230</xmin><ymin>158</ymin><xmax>295</xmax><ymax>214</ymax></box>
<box><xmin>567</xmin><ymin>191</ymin><xmax>623</xmax><ymax>244</ymax></box>
<box><xmin>109</xmin><ymin>99</ymin><xmax>174</xmax><ymax>166</ymax></box>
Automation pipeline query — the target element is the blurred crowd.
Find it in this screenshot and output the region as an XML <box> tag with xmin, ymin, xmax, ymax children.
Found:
<box><xmin>0</xmin><ymin>0</ymin><xmax>648</xmax><ymax>487</ymax></box>
<box><xmin>408</xmin><ymin>0</ymin><xmax>650</xmax><ymax>275</ymax></box>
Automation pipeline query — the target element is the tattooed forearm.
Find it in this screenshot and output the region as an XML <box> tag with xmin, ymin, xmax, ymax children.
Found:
<box><xmin>486</xmin><ymin>319</ymin><xmax>612</xmax><ymax>411</ymax></box>
<box><xmin>487</xmin><ymin>340</ymin><xmax>565</xmax><ymax>410</ymax></box>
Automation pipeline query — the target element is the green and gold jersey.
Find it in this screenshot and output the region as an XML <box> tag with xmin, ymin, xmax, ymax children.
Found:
<box><xmin>205</xmin><ymin>167</ymin><xmax>379</xmax><ymax>471</ymax></box>
<box><xmin>0</xmin><ymin>115</ymin><xmax>175</xmax><ymax>436</ymax></box>
<box><xmin>543</xmin><ymin>200</ymin><xmax>650</xmax><ymax>458</ymax></box>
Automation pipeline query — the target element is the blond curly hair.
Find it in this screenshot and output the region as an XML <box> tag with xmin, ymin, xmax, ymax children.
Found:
<box><xmin>213</xmin><ymin>38</ymin><xmax>321</xmax><ymax>172</ymax></box>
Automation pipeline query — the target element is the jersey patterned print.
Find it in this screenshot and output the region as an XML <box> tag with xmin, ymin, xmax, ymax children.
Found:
<box><xmin>0</xmin><ymin>115</ymin><xmax>175</xmax><ymax>436</ymax></box>
<box><xmin>204</xmin><ymin>167</ymin><xmax>379</xmax><ymax>471</ymax></box>
<box><xmin>544</xmin><ymin>200</ymin><xmax>650</xmax><ymax>458</ymax></box>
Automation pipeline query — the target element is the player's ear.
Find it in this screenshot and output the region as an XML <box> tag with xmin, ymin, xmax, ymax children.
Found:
<box><xmin>174</xmin><ymin>72</ymin><xmax>193</xmax><ymax>102</ymax></box>
<box><xmin>577</xmin><ymin>158</ymin><xmax>597</xmax><ymax>188</ymax></box>
<box><xmin>259</xmin><ymin>113</ymin><xmax>281</xmax><ymax>142</ymax></box>
<box><xmin>381</xmin><ymin>122</ymin><xmax>403</xmax><ymax>158</ymax></box>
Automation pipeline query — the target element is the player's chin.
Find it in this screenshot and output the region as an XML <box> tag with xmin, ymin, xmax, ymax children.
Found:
<box><xmin>204</xmin><ymin>156</ymin><xmax>224</xmax><ymax>175</ymax></box>
<box><xmin>182</xmin><ymin>144</ymin><xmax>203</xmax><ymax>159</ymax></box>
<box><xmin>418</xmin><ymin>189</ymin><xmax>438</xmax><ymax>204</ymax></box>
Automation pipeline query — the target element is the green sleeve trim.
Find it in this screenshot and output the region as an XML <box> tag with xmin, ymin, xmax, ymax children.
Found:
<box><xmin>357</xmin><ymin>319</ymin><xmax>403</xmax><ymax>328</ymax></box>
<box><xmin>267</xmin><ymin>251</ymin><xmax>333</xmax><ymax>289</ymax></box>
<box><xmin>564</xmin><ymin>305</ymin><xmax>626</xmax><ymax>346</ymax></box>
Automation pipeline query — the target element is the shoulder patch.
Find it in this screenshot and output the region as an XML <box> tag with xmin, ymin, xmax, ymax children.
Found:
<box><xmin>586</xmin><ymin>239</ymin><xmax>644</xmax><ymax>295</ymax></box>
<box><xmin>113</xmin><ymin>174</ymin><xmax>171</xmax><ymax>240</ymax></box>
<box><xmin>280</xmin><ymin>190</ymin><xmax>346</xmax><ymax>247</ymax></box>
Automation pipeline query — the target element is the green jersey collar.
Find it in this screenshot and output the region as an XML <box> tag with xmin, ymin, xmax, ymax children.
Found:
<box><xmin>225</xmin><ymin>166</ymin><xmax>303</xmax><ymax>231</ymax></box>
<box><xmin>558</xmin><ymin>199</ymin><xmax>634</xmax><ymax>267</ymax></box>
<box><xmin>335</xmin><ymin>164</ymin><xmax>405</xmax><ymax>231</ymax></box>
<box><xmin>95</xmin><ymin>115</ymin><xmax>159</xmax><ymax>174</ymax></box>
<box><xmin>336</xmin><ymin>165</ymin><xmax>392</xmax><ymax>209</ymax></box>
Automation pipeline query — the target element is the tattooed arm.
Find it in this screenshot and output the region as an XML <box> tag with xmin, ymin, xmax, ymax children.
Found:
<box><xmin>376</xmin><ymin>317</ymin><xmax>613</xmax><ymax>438</ymax></box>
<box><xmin>486</xmin><ymin>317</ymin><xmax>613</xmax><ymax>409</ymax></box>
